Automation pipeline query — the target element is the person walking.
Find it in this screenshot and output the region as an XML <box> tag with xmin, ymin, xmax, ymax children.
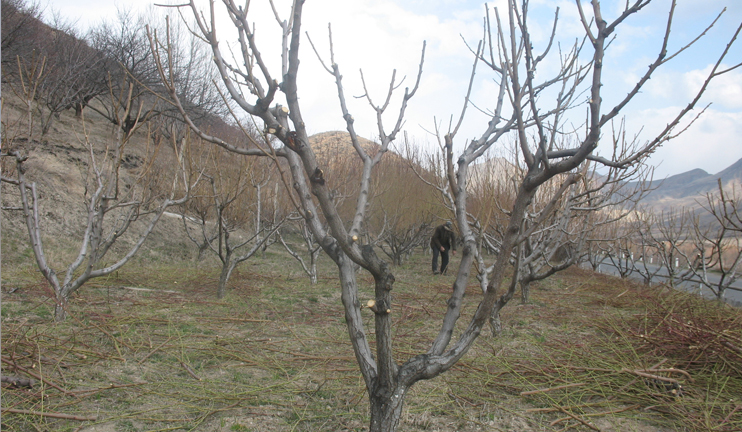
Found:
<box><xmin>430</xmin><ymin>221</ymin><xmax>456</xmax><ymax>274</ymax></box>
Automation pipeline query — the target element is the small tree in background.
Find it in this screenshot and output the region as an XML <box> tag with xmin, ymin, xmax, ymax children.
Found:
<box><xmin>180</xmin><ymin>142</ymin><xmax>283</xmax><ymax>298</ymax></box>
<box><xmin>277</xmin><ymin>215</ymin><xmax>323</xmax><ymax>284</ymax></box>
<box><xmin>631</xmin><ymin>207</ymin><xmax>667</xmax><ymax>285</ymax></box>
<box><xmin>680</xmin><ymin>182</ymin><xmax>742</xmax><ymax>301</ymax></box>
<box><xmin>644</xmin><ymin>208</ymin><xmax>691</xmax><ymax>288</ymax></box>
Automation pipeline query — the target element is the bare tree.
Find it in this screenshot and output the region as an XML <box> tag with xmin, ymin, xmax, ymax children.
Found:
<box><xmin>8</xmin><ymin>52</ymin><xmax>46</xmax><ymax>139</ymax></box>
<box><xmin>85</xmin><ymin>6</ymin><xmax>227</xmax><ymax>137</ymax></box>
<box><xmin>87</xmin><ymin>7</ymin><xmax>167</xmax><ymax>134</ymax></box>
<box><xmin>378</xmin><ymin>218</ymin><xmax>432</xmax><ymax>266</ymax></box>
<box><xmin>250</xmin><ymin>159</ymin><xmax>282</xmax><ymax>257</ymax></box>
<box><xmin>34</xmin><ymin>25</ymin><xmax>107</xmax><ymax>134</ymax></box>
<box><xmin>682</xmin><ymin>182</ymin><xmax>742</xmax><ymax>301</ymax></box>
<box><xmin>647</xmin><ymin>208</ymin><xmax>692</xmax><ymax>288</ymax></box>
<box><xmin>2</xmin><ymin>6</ymin><xmax>96</xmax><ymax>138</ymax></box>
<box><xmin>373</xmin><ymin>156</ymin><xmax>437</xmax><ymax>266</ymax></box>
<box><xmin>603</xmin><ymin>225</ymin><xmax>640</xmax><ymax>279</ymax></box>
<box><xmin>148</xmin><ymin>0</ymin><xmax>741</xmax><ymax>430</ymax></box>
<box><xmin>180</xmin><ymin>146</ymin><xmax>283</xmax><ymax>298</ymax></box>
<box><xmin>0</xmin><ymin>84</ymin><xmax>196</xmax><ymax>321</ymax></box>
<box><xmin>277</xmin><ymin>216</ymin><xmax>323</xmax><ymax>284</ymax></box>
<box><xmin>1</xmin><ymin>0</ymin><xmax>44</xmax><ymax>81</ymax></box>
<box><xmin>459</xmin><ymin>134</ymin><xmax>651</xmax><ymax>311</ymax></box>
<box><xmin>631</xmin><ymin>208</ymin><xmax>666</xmax><ymax>285</ymax></box>
<box><xmin>515</xmin><ymin>173</ymin><xmax>586</xmax><ymax>302</ymax></box>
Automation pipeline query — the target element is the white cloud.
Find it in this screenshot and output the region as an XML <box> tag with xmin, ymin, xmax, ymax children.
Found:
<box><xmin>620</xmin><ymin>107</ymin><xmax>742</xmax><ymax>178</ymax></box>
<box><xmin>684</xmin><ymin>66</ymin><xmax>742</xmax><ymax>110</ymax></box>
<box><xmin>636</xmin><ymin>64</ymin><xmax>742</xmax><ymax>111</ymax></box>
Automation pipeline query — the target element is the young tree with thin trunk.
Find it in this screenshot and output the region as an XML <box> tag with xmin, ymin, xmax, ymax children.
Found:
<box><xmin>9</xmin><ymin>52</ymin><xmax>46</xmax><ymax>140</ymax></box>
<box><xmin>277</xmin><ymin>215</ymin><xmax>323</xmax><ymax>284</ymax></box>
<box><xmin>149</xmin><ymin>1</ymin><xmax>741</xmax><ymax>430</ymax></box>
<box><xmin>631</xmin><ymin>207</ymin><xmax>666</xmax><ymax>285</ymax></box>
<box><xmin>682</xmin><ymin>182</ymin><xmax>742</xmax><ymax>302</ymax></box>
<box><xmin>181</xmin><ymin>146</ymin><xmax>284</xmax><ymax>298</ymax></box>
<box><xmin>648</xmin><ymin>208</ymin><xmax>692</xmax><ymax>288</ymax></box>
<box><xmin>605</xmin><ymin>227</ymin><xmax>638</xmax><ymax>278</ymax></box>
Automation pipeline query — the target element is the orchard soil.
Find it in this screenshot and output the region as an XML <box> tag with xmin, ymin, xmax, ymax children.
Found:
<box><xmin>2</xmin><ymin>247</ymin><xmax>741</xmax><ymax>431</ymax></box>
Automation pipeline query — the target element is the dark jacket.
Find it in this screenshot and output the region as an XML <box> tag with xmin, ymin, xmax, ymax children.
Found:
<box><xmin>430</xmin><ymin>224</ymin><xmax>456</xmax><ymax>251</ymax></box>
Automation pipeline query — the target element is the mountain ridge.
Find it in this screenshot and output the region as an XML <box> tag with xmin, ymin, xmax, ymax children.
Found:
<box><xmin>639</xmin><ymin>157</ymin><xmax>742</xmax><ymax>211</ymax></box>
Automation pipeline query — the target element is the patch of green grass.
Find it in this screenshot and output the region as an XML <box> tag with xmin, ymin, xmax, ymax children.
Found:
<box><xmin>176</xmin><ymin>322</ymin><xmax>202</xmax><ymax>334</ymax></box>
<box><xmin>115</xmin><ymin>419</ymin><xmax>138</xmax><ymax>432</ymax></box>
<box><xmin>35</xmin><ymin>304</ymin><xmax>53</xmax><ymax>320</ymax></box>
<box><xmin>1</xmin><ymin>303</ymin><xmax>21</xmax><ymax>318</ymax></box>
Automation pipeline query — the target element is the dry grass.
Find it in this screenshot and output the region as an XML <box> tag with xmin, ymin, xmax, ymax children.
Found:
<box><xmin>4</xmin><ymin>68</ymin><xmax>739</xmax><ymax>431</ymax></box>
<box><xmin>2</xmin><ymin>249</ymin><xmax>741</xmax><ymax>432</ymax></box>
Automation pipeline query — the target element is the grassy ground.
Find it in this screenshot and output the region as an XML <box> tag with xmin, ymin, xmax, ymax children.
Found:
<box><xmin>2</xmin><ymin>249</ymin><xmax>741</xmax><ymax>432</ymax></box>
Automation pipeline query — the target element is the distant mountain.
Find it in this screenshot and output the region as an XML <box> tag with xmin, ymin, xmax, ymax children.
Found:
<box><xmin>716</xmin><ymin>158</ymin><xmax>742</xmax><ymax>184</ymax></box>
<box><xmin>638</xmin><ymin>158</ymin><xmax>742</xmax><ymax>212</ymax></box>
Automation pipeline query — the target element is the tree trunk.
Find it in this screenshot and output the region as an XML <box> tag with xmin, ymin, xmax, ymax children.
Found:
<box><xmin>309</xmin><ymin>257</ymin><xmax>317</xmax><ymax>284</ymax></box>
<box><xmin>520</xmin><ymin>279</ymin><xmax>531</xmax><ymax>304</ymax></box>
<box><xmin>217</xmin><ymin>262</ymin><xmax>234</xmax><ymax>299</ymax></box>
<box><xmin>195</xmin><ymin>243</ymin><xmax>209</xmax><ymax>263</ymax></box>
<box><xmin>74</xmin><ymin>102</ymin><xmax>84</xmax><ymax>118</ymax></box>
<box><xmin>54</xmin><ymin>294</ymin><xmax>68</xmax><ymax>322</ymax></box>
<box><xmin>41</xmin><ymin>112</ymin><xmax>53</xmax><ymax>136</ymax></box>
<box><xmin>368</xmin><ymin>386</ymin><xmax>407</xmax><ymax>432</ymax></box>
<box><xmin>489</xmin><ymin>308</ymin><xmax>502</xmax><ymax>336</ymax></box>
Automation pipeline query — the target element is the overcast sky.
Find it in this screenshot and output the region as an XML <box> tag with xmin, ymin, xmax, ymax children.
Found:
<box><xmin>40</xmin><ymin>0</ymin><xmax>742</xmax><ymax>179</ymax></box>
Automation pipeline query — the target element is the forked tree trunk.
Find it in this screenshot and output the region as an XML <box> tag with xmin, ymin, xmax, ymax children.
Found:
<box><xmin>336</xmin><ymin>247</ymin><xmax>411</xmax><ymax>432</ymax></box>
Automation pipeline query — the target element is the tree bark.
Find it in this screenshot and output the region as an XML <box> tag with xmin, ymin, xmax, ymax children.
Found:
<box><xmin>217</xmin><ymin>258</ymin><xmax>234</xmax><ymax>299</ymax></box>
<box><xmin>369</xmin><ymin>386</ymin><xmax>407</xmax><ymax>432</ymax></box>
<box><xmin>520</xmin><ymin>278</ymin><xmax>532</xmax><ymax>304</ymax></box>
<box><xmin>54</xmin><ymin>293</ymin><xmax>68</xmax><ymax>322</ymax></box>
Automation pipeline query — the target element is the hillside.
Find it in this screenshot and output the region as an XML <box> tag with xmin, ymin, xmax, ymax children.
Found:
<box><xmin>0</xmin><ymin>93</ymin><xmax>200</xmax><ymax>267</ymax></box>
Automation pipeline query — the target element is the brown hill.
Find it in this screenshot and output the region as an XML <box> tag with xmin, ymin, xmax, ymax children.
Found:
<box><xmin>309</xmin><ymin>131</ymin><xmax>380</xmax><ymax>160</ymax></box>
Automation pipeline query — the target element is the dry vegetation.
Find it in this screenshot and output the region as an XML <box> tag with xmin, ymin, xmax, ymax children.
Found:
<box><xmin>4</xmin><ymin>1</ymin><xmax>742</xmax><ymax>429</ymax></box>
<box><xmin>2</xmin><ymin>247</ymin><xmax>741</xmax><ymax>432</ymax></box>
<box><xmin>2</xmin><ymin>88</ymin><xmax>742</xmax><ymax>432</ymax></box>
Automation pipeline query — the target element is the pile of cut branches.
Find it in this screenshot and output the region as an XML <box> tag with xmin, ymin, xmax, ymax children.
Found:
<box><xmin>626</xmin><ymin>294</ymin><xmax>742</xmax><ymax>375</ymax></box>
<box><xmin>457</xmin><ymin>285</ymin><xmax>742</xmax><ymax>432</ymax></box>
